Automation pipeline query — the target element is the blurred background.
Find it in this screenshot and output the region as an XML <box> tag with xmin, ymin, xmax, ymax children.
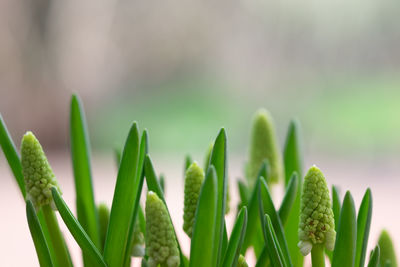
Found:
<box><xmin>1</xmin><ymin>0</ymin><xmax>399</xmax><ymax>265</ymax></box>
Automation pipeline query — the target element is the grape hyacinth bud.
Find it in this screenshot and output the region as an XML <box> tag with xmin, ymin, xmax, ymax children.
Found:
<box><xmin>146</xmin><ymin>191</ymin><xmax>180</xmax><ymax>267</ymax></box>
<box><xmin>298</xmin><ymin>166</ymin><xmax>336</xmax><ymax>256</ymax></box>
<box><xmin>21</xmin><ymin>131</ymin><xmax>61</xmax><ymax>209</ymax></box>
<box><xmin>246</xmin><ymin>109</ymin><xmax>283</xmax><ymax>186</ymax></box>
<box><xmin>237</xmin><ymin>254</ymin><xmax>248</xmax><ymax>267</ymax></box>
<box><xmin>183</xmin><ymin>162</ymin><xmax>204</xmax><ymax>237</ymax></box>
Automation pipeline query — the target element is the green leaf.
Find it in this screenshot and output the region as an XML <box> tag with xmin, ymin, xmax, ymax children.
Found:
<box><xmin>237</xmin><ymin>181</ymin><xmax>249</xmax><ymax>206</ymax></box>
<box><xmin>255</xmin><ymin>246</ymin><xmax>269</xmax><ymax>267</ymax></box>
<box><xmin>222</xmin><ymin>207</ymin><xmax>248</xmax><ymax>267</ymax></box>
<box><xmin>367</xmin><ymin>246</ymin><xmax>380</xmax><ymax>267</ymax></box>
<box><xmin>378</xmin><ymin>230</ymin><xmax>398</xmax><ymax>267</ymax></box>
<box><xmin>209</xmin><ymin>128</ymin><xmax>228</xmax><ymax>265</ymax></box>
<box><xmin>332</xmin><ymin>191</ymin><xmax>357</xmax><ymax>267</ymax></box>
<box><xmin>241</xmin><ymin>163</ymin><xmax>268</xmax><ymax>256</ymax></box>
<box><xmin>144</xmin><ymin>155</ymin><xmax>186</xmax><ymax>267</ymax></box>
<box><xmin>278</xmin><ymin>173</ymin><xmax>299</xmax><ymax>226</ymax></box>
<box><xmin>159</xmin><ymin>174</ymin><xmax>165</xmax><ymax>193</ymax></box>
<box><xmin>258</xmin><ymin>177</ymin><xmax>292</xmax><ymax>266</ymax></box>
<box><xmin>97</xmin><ymin>203</ymin><xmax>110</xmax><ymax>252</ymax></box>
<box><xmin>355</xmin><ymin>188</ymin><xmax>372</xmax><ymax>267</ymax></box>
<box><xmin>261</xmin><ymin>214</ymin><xmax>285</xmax><ymax>267</ymax></box>
<box><xmin>184</xmin><ymin>155</ymin><xmax>193</xmax><ymax>174</ymax></box>
<box><xmin>332</xmin><ymin>185</ymin><xmax>341</xmax><ymax>231</ymax></box>
<box><xmin>327</xmin><ymin>185</ymin><xmax>342</xmax><ymax>261</ymax></box>
<box><xmin>51</xmin><ymin>188</ymin><xmax>106</xmax><ymax>267</ymax></box>
<box><xmin>123</xmin><ymin>130</ymin><xmax>148</xmax><ymax>267</ymax></box>
<box><xmin>103</xmin><ymin>123</ymin><xmax>142</xmax><ymax>267</ymax></box>
<box><xmin>282</xmin><ymin>120</ymin><xmax>304</xmax><ymax>267</ymax></box>
<box><xmin>189</xmin><ymin>166</ymin><xmax>218</xmax><ymax>267</ymax></box>
<box><xmin>26</xmin><ymin>200</ymin><xmax>54</xmax><ymax>267</ymax></box>
<box><xmin>70</xmin><ymin>95</ymin><xmax>100</xmax><ymax>256</ymax></box>
<box><xmin>144</xmin><ymin>155</ymin><xmax>165</xmax><ymax>198</ymax></box>
<box><xmin>283</xmin><ymin>119</ymin><xmax>303</xmax><ymax>187</ymax></box>
<box><xmin>0</xmin><ymin>114</ymin><xmax>26</xmax><ymax>197</ymax></box>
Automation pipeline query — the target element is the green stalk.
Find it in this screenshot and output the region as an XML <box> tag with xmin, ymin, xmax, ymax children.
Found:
<box><xmin>311</xmin><ymin>244</ymin><xmax>325</xmax><ymax>267</ymax></box>
<box><xmin>42</xmin><ymin>205</ymin><xmax>72</xmax><ymax>267</ymax></box>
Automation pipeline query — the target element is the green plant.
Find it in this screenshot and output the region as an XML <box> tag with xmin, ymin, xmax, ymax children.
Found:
<box><xmin>0</xmin><ymin>94</ymin><xmax>397</xmax><ymax>267</ymax></box>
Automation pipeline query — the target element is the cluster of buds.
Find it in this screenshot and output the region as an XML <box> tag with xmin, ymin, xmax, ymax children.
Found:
<box><xmin>298</xmin><ymin>166</ymin><xmax>336</xmax><ymax>256</ymax></box>
<box><xmin>183</xmin><ymin>162</ymin><xmax>204</xmax><ymax>237</ymax></box>
<box><xmin>21</xmin><ymin>131</ymin><xmax>61</xmax><ymax>209</ymax></box>
<box><xmin>146</xmin><ymin>191</ymin><xmax>180</xmax><ymax>267</ymax></box>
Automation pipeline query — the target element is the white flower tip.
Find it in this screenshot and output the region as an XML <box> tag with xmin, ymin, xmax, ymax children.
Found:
<box><xmin>298</xmin><ymin>240</ymin><xmax>313</xmax><ymax>256</ymax></box>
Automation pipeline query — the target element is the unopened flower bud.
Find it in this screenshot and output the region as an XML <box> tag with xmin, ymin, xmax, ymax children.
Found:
<box><xmin>146</xmin><ymin>191</ymin><xmax>180</xmax><ymax>267</ymax></box>
<box><xmin>298</xmin><ymin>166</ymin><xmax>335</xmax><ymax>256</ymax></box>
<box><xmin>237</xmin><ymin>254</ymin><xmax>248</xmax><ymax>267</ymax></box>
<box><xmin>246</xmin><ymin>109</ymin><xmax>283</xmax><ymax>186</ymax></box>
<box><xmin>21</xmin><ymin>131</ymin><xmax>61</xmax><ymax>209</ymax></box>
<box><xmin>183</xmin><ymin>162</ymin><xmax>204</xmax><ymax>237</ymax></box>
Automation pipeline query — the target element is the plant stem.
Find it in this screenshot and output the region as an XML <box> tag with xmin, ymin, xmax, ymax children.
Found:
<box><xmin>42</xmin><ymin>204</ymin><xmax>73</xmax><ymax>267</ymax></box>
<box><xmin>311</xmin><ymin>244</ymin><xmax>325</xmax><ymax>267</ymax></box>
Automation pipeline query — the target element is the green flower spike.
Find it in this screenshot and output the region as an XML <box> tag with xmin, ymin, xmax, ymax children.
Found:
<box><xmin>298</xmin><ymin>166</ymin><xmax>335</xmax><ymax>265</ymax></box>
<box><xmin>146</xmin><ymin>191</ymin><xmax>180</xmax><ymax>267</ymax></box>
<box><xmin>21</xmin><ymin>131</ymin><xmax>61</xmax><ymax>209</ymax></box>
<box><xmin>246</xmin><ymin>109</ymin><xmax>283</xmax><ymax>186</ymax></box>
<box><xmin>237</xmin><ymin>254</ymin><xmax>248</xmax><ymax>267</ymax></box>
<box><xmin>183</xmin><ymin>162</ymin><xmax>204</xmax><ymax>237</ymax></box>
<box><xmin>378</xmin><ymin>230</ymin><xmax>398</xmax><ymax>267</ymax></box>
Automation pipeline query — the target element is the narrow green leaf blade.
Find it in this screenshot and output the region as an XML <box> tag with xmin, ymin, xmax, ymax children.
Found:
<box><xmin>258</xmin><ymin>177</ymin><xmax>292</xmax><ymax>266</ymax></box>
<box><xmin>184</xmin><ymin>155</ymin><xmax>192</xmax><ymax>174</ymax></box>
<box><xmin>282</xmin><ymin>120</ymin><xmax>304</xmax><ymax>267</ymax></box>
<box><xmin>332</xmin><ymin>185</ymin><xmax>341</xmax><ymax>231</ymax></box>
<box><xmin>26</xmin><ymin>200</ymin><xmax>54</xmax><ymax>267</ymax></box>
<box><xmin>367</xmin><ymin>246</ymin><xmax>380</xmax><ymax>267</ymax></box>
<box><xmin>283</xmin><ymin>119</ymin><xmax>303</xmax><ymax>187</ymax></box>
<box><xmin>327</xmin><ymin>185</ymin><xmax>342</xmax><ymax>261</ymax></box>
<box><xmin>332</xmin><ymin>191</ymin><xmax>357</xmax><ymax>267</ymax></box>
<box><xmin>241</xmin><ymin>163</ymin><xmax>268</xmax><ymax>256</ymax></box>
<box><xmin>209</xmin><ymin>128</ymin><xmax>228</xmax><ymax>265</ymax></box>
<box><xmin>51</xmin><ymin>188</ymin><xmax>106</xmax><ymax>267</ymax></box>
<box><xmin>378</xmin><ymin>230</ymin><xmax>398</xmax><ymax>267</ymax></box>
<box><xmin>144</xmin><ymin>155</ymin><xmax>186</xmax><ymax>267</ymax></box>
<box><xmin>262</xmin><ymin>214</ymin><xmax>284</xmax><ymax>267</ymax></box>
<box><xmin>355</xmin><ymin>188</ymin><xmax>373</xmax><ymax>267</ymax></box>
<box><xmin>222</xmin><ymin>207</ymin><xmax>248</xmax><ymax>267</ymax></box>
<box><xmin>103</xmin><ymin>123</ymin><xmax>141</xmax><ymax>267</ymax></box>
<box><xmin>97</xmin><ymin>203</ymin><xmax>110</xmax><ymax>252</ymax></box>
<box><xmin>255</xmin><ymin>246</ymin><xmax>269</xmax><ymax>267</ymax></box>
<box><xmin>237</xmin><ymin>180</ymin><xmax>249</xmax><ymax>207</ymax></box>
<box><xmin>189</xmin><ymin>166</ymin><xmax>218</xmax><ymax>267</ymax></box>
<box><xmin>123</xmin><ymin>130</ymin><xmax>148</xmax><ymax>267</ymax></box>
<box><xmin>70</xmin><ymin>95</ymin><xmax>100</xmax><ymax>253</ymax></box>
<box><xmin>0</xmin><ymin>114</ymin><xmax>26</xmax><ymax>197</ymax></box>
<box><xmin>278</xmin><ymin>173</ymin><xmax>299</xmax><ymax>226</ymax></box>
<box><xmin>240</xmin><ymin>180</ymin><xmax>264</xmax><ymax>256</ymax></box>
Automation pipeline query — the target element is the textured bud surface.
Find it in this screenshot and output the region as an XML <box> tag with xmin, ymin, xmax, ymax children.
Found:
<box><xmin>21</xmin><ymin>132</ymin><xmax>60</xmax><ymax>208</ymax></box>
<box><xmin>247</xmin><ymin>109</ymin><xmax>283</xmax><ymax>185</ymax></box>
<box><xmin>146</xmin><ymin>191</ymin><xmax>180</xmax><ymax>267</ymax></box>
<box><xmin>183</xmin><ymin>162</ymin><xmax>204</xmax><ymax>237</ymax></box>
<box><xmin>298</xmin><ymin>166</ymin><xmax>335</xmax><ymax>255</ymax></box>
<box><xmin>237</xmin><ymin>254</ymin><xmax>248</xmax><ymax>267</ymax></box>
